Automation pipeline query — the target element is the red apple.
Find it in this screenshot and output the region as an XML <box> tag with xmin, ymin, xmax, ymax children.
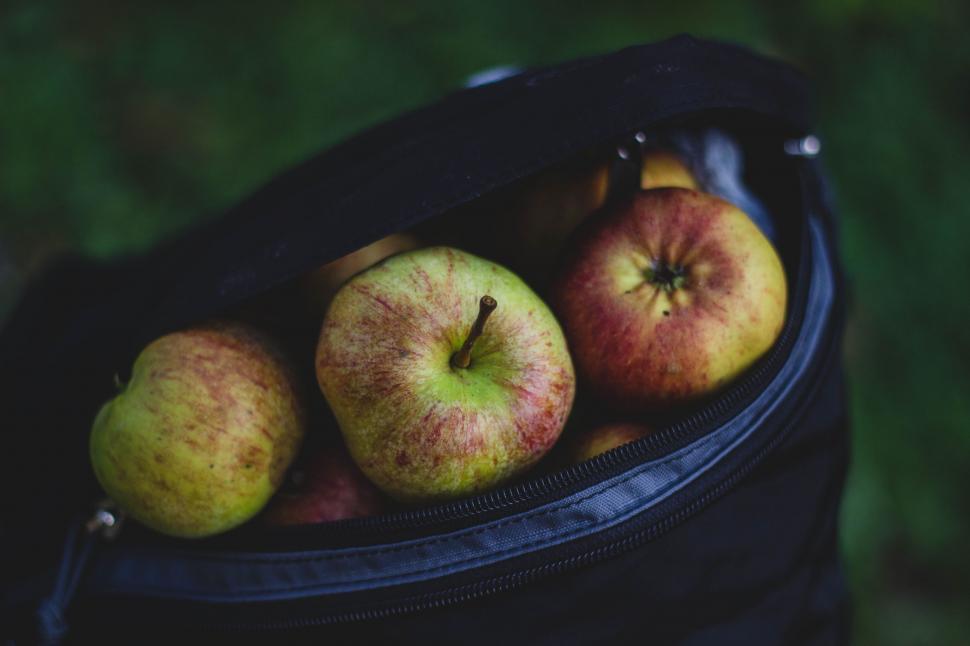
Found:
<box><xmin>574</xmin><ymin>423</ymin><xmax>654</xmax><ymax>462</ymax></box>
<box><xmin>263</xmin><ymin>443</ymin><xmax>385</xmax><ymax>525</ymax></box>
<box><xmin>551</xmin><ymin>188</ymin><xmax>787</xmax><ymax>409</ymax></box>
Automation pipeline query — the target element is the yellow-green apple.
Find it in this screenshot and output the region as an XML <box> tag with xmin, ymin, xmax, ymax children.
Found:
<box><xmin>89</xmin><ymin>322</ymin><xmax>306</xmax><ymax>538</ymax></box>
<box><xmin>573</xmin><ymin>423</ymin><xmax>654</xmax><ymax>462</ymax></box>
<box><xmin>263</xmin><ymin>443</ymin><xmax>385</xmax><ymax>525</ymax></box>
<box><xmin>552</xmin><ymin>188</ymin><xmax>786</xmax><ymax>409</ymax></box>
<box><xmin>640</xmin><ymin>149</ymin><xmax>698</xmax><ymax>190</ymax></box>
<box><xmin>316</xmin><ymin>247</ymin><xmax>575</xmax><ymax>502</ymax></box>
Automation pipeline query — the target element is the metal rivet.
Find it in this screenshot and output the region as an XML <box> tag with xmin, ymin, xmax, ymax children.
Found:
<box><xmin>784</xmin><ymin>135</ymin><xmax>822</xmax><ymax>157</ymax></box>
<box><xmin>801</xmin><ymin>135</ymin><xmax>821</xmax><ymax>155</ymax></box>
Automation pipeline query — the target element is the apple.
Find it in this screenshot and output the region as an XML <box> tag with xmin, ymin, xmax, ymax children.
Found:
<box><xmin>415</xmin><ymin>156</ymin><xmax>608</xmax><ymax>289</ymax></box>
<box><xmin>573</xmin><ymin>423</ymin><xmax>654</xmax><ymax>463</ymax></box>
<box><xmin>263</xmin><ymin>443</ymin><xmax>386</xmax><ymax>525</ymax></box>
<box><xmin>640</xmin><ymin>149</ymin><xmax>698</xmax><ymax>190</ymax></box>
<box><xmin>302</xmin><ymin>233</ymin><xmax>419</xmax><ymax>319</ymax></box>
<box><xmin>89</xmin><ymin>321</ymin><xmax>306</xmax><ymax>538</ymax></box>
<box><xmin>316</xmin><ymin>247</ymin><xmax>575</xmax><ymax>502</ymax></box>
<box><xmin>495</xmin><ymin>157</ymin><xmax>609</xmax><ymax>285</ymax></box>
<box><xmin>551</xmin><ymin>188</ymin><xmax>786</xmax><ymax>408</ymax></box>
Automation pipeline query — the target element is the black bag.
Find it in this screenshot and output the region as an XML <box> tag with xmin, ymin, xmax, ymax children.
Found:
<box><xmin>1</xmin><ymin>35</ymin><xmax>849</xmax><ymax>644</ymax></box>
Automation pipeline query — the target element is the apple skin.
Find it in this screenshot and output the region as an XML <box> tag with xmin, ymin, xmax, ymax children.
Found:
<box><xmin>316</xmin><ymin>247</ymin><xmax>575</xmax><ymax>502</ymax></box>
<box><xmin>552</xmin><ymin>188</ymin><xmax>786</xmax><ymax>409</ymax></box>
<box><xmin>574</xmin><ymin>423</ymin><xmax>654</xmax><ymax>462</ymax></box>
<box><xmin>263</xmin><ymin>443</ymin><xmax>385</xmax><ymax>525</ymax></box>
<box><xmin>89</xmin><ymin>322</ymin><xmax>306</xmax><ymax>538</ymax></box>
<box><xmin>640</xmin><ymin>149</ymin><xmax>698</xmax><ymax>190</ymax></box>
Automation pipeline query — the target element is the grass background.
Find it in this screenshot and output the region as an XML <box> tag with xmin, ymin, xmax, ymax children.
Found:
<box><xmin>2</xmin><ymin>1</ymin><xmax>968</xmax><ymax>642</ymax></box>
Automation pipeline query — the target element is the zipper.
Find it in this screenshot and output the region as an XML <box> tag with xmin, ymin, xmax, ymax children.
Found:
<box><xmin>34</xmin><ymin>500</ymin><xmax>123</xmax><ymax>644</ymax></box>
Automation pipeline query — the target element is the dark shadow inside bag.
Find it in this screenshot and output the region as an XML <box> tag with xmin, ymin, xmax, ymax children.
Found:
<box><xmin>0</xmin><ymin>35</ymin><xmax>849</xmax><ymax>645</ymax></box>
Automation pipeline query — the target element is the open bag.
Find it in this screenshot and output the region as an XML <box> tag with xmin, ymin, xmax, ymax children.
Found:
<box><xmin>0</xmin><ymin>35</ymin><xmax>849</xmax><ymax>644</ymax></box>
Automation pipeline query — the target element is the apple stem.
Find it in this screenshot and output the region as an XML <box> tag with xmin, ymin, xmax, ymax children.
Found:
<box><xmin>451</xmin><ymin>295</ymin><xmax>497</xmax><ymax>369</ymax></box>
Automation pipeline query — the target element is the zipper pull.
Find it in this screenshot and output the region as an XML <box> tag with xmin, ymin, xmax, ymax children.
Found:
<box><xmin>783</xmin><ymin>134</ymin><xmax>821</xmax><ymax>157</ymax></box>
<box><xmin>35</xmin><ymin>499</ymin><xmax>124</xmax><ymax>645</ymax></box>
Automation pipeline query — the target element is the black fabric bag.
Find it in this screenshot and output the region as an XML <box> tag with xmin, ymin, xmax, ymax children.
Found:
<box><xmin>1</xmin><ymin>35</ymin><xmax>849</xmax><ymax>644</ymax></box>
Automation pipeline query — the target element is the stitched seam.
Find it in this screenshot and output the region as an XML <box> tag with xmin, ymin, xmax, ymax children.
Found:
<box><xmin>111</xmin><ymin>467</ymin><xmax>677</xmax><ymax>600</ymax></box>
<box><xmin>108</xmin><ymin>436</ymin><xmax>714</xmax><ymax>598</ymax></box>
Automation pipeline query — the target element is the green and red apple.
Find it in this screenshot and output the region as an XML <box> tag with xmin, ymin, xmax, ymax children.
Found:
<box><xmin>89</xmin><ymin>322</ymin><xmax>306</xmax><ymax>538</ymax></box>
<box><xmin>552</xmin><ymin>188</ymin><xmax>786</xmax><ymax>409</ymax></box>
<box><xmin>316</xmin><ymin>247</ymin><xmax>575</xmax><ymax>502</ymax></box>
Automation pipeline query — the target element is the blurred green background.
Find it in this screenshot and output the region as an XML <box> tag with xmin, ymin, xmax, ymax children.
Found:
<box><xmin>2</xmin><ymin>1</ymin><xmax>968</xmax><ymax>642</ymax></box>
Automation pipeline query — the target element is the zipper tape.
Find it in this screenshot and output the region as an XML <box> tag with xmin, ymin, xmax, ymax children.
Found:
<box><xmin>83</xmin><ymin>217</ymin><xmax>835</xmax><ymax>604</ymax></box>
